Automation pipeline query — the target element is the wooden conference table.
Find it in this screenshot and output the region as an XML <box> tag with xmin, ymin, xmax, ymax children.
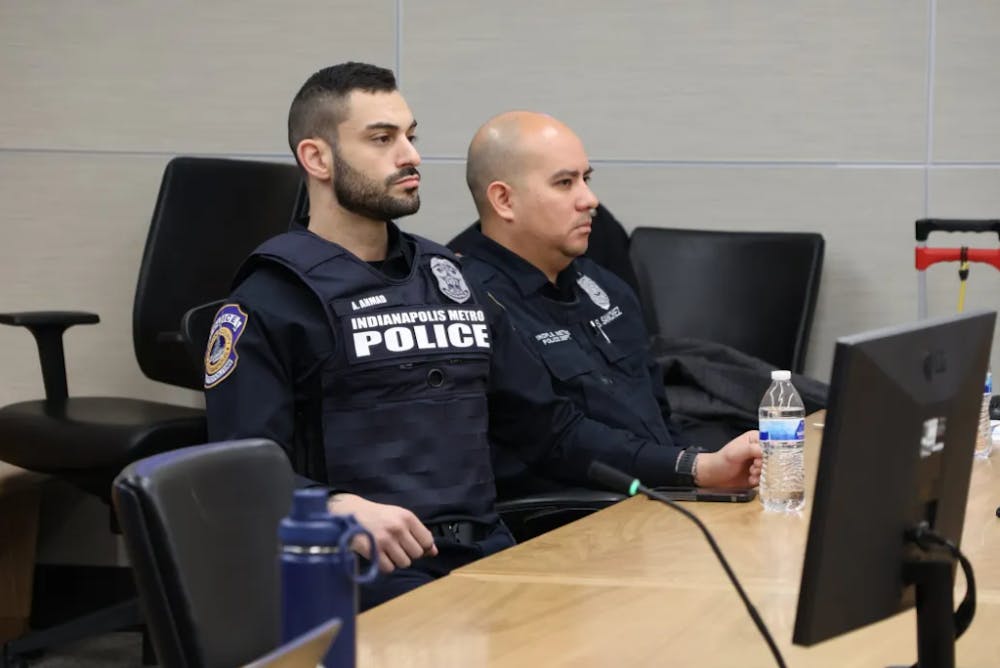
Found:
<box><xmin>358</xmin><ymin>415</ymin><xmax>1000</xmax><ymax>667</ymax></box>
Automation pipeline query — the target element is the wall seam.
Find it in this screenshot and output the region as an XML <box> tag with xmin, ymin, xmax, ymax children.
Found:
<box><xmin>924</xmin><ymin>0</ymin><xmax>938</xmax><ymax>216</ymax></box>
<box><xmin>395</xmin><ymin>0</ymin><xmax>403</xmax><ymax>86</ymax></box>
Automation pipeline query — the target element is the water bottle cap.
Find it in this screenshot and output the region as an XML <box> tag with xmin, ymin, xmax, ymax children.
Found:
<box><xmin>280</xmin><ymin>488</ymin><xmax>359</xmax><ymax>547</ymax></box>
<box><xmin>771</xmin><ymin>370</ymin><xmax>791</xmax><ymax>381</ymax></box>
<box><xmin>288</xmin><ymin>488</ymin><xmax>331</xmax><ymax>520</ymax></box>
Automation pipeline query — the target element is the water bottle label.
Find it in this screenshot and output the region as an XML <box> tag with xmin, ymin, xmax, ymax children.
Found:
<box><xmin>986</xmin><ymin>372</ymin><xmax>992</xmax><ymax>394</ymax></box>
<box><xmin>759</xmin><ymin>418</ymin><xmax>804</xmax><ymax>441</ymax></box>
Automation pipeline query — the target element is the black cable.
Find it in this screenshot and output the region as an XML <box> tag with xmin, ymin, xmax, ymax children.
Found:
<box><xmin>908</xmin><ymin>523</ymin><xmax>977</xmax><ymax>638</ymax></box>
<box><xmin>587</xmin><ymin>461</ymin><xmax>786</xmax><ymax>668</ymax></box>
<box><xmin>905</xmin><ymin>523</ymin><xmax>977</xmax><ymax>668</ymax></box>
<box><xmin>641</xmin><ymin>485</ymin><xmax>788</xmax><ymax>668</ymax></box>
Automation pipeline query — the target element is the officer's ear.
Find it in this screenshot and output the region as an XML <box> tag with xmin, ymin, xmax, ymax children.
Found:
<box><xmin>486</xmin><ymin>180</ymin><xmax>515</xmax><ymax>223</ymax></box>
<box><xmin>297</xmin><ymin>138</ymin><xmax>334</xmax><ymax>182</ymax></box>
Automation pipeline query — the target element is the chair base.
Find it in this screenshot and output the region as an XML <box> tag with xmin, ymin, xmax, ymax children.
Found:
<box><xmin>30</xmin><ymin>564</ymin><xmax>135</xmax><ymax>629</ymax></box>
<box><xmin>0</xmin><ymin>564</ymin><xmax>140</xmax><ymax>667</ymax></box>
<box><xmin>1</xmin><ymin>599</ymin><xmax>140</xmax><ymax>668</ymax></box>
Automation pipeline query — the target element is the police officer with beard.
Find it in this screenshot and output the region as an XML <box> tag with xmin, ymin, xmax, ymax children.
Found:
<box><xmin>204</xmin><ymin>63</ymin><xmax>576</xmax><ymax>609</ymax></box>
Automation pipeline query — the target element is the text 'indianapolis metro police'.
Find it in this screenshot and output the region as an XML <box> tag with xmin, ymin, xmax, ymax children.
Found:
<box><xmin>346</xmin><ymin>306</ymin><xmax>491</xmax><ymax>362</ymax></box>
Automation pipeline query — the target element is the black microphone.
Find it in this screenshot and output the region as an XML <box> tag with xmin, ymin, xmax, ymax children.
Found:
<box><xmin>587</xmin><ymin>461</ymin><xmax>640</xmax><ymax>497</ymax></box>
<box><xmin>587</xmin><ymin>460</ymin><xmax>787</xmax><ymax>668</ymax></box>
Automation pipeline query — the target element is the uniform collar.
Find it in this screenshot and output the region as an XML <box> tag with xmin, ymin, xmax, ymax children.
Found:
<box><xmin>384</xmin><ymin>221</ymin><xmax>413</xmax><ymax>261</ymax></box>
<box><xmin>463</xmin><ymin>225</ymin><xmax>577</xmax><ymax>299</ymax></box>
<box><xmin>294</xmin><ymin>217</ymin><xmax>413</xmax><ymax>275</ymax></box>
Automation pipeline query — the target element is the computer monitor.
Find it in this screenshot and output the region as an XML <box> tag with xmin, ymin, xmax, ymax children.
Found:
<box><xmin>793</xmin><ymin>310</ymin><xmax>995</xmax><ymax>666</ymax></box>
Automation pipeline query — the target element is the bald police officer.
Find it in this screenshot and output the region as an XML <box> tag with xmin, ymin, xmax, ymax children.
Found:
<box><xmin>458</xmin><ymin>111</ymin><xmax>763</xmax><ymax>497</ymax></box>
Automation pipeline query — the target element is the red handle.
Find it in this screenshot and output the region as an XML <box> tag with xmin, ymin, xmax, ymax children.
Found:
<box><xmin>915</xmin><ymin>247</ymin><xmax>1000</xmax><ymax>271</ymax></box>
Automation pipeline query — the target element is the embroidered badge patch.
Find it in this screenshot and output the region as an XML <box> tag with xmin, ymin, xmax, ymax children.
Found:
<box><xmin>204</xmin><ymin>304</ymin><xmax>248</xmax><ymax>388</ymax></box>
<box><xmin>430</xmin><ymin>257</ymin><xmax>471</xmax><ymax>303</ymax></box>
<box><xmin>576</xmin><ymin>274</ymin><xmax>610</xmax><ymax>310</ymax></box>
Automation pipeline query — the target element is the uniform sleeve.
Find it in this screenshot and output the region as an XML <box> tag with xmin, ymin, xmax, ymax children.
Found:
<box><xmin>203</xmin><ymin>290</ymin><xmax>326</xmax><ymax>490</ymax></box>
<box><xmin>646</xmin><ymin>352</ymin><xmax>692</xmax><ymax>449</ymax></box>
<box><xmin>485</xmin><ymin>302</ymin><xmax>687</xmax><ymax>488</ymax></box>
<box><xmin>205</xmin><ymin>302</ymin><xmax>294</xmax><ymax>443</ymax></box>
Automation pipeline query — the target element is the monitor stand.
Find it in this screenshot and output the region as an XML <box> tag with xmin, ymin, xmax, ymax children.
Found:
<box><xmin>889</xmin><ymin>548</ymin><xmax>956</xmax><ymax>668</ymax></box>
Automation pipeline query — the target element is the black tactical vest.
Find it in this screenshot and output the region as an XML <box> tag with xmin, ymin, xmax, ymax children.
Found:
<box><xmin>247</xmin><ymin>228</ymin><xmax>497</xmax><ymax>523</ymax></box>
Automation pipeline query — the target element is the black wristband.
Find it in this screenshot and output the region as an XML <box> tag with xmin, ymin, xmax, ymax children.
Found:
<box><xmin>675</xmin><ymin>447</ymin><xmax>701</xmax><ymax>486</ymax></box>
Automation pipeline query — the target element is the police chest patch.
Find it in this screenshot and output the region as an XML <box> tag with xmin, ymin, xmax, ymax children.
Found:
<box><xmin>576</xmin><ymin>274</ymin><xmax>610</xmax><ymax>310</ymax></box>
<box><xmin>430</xmin><ymin>257</ymin><xmax>471</xmax><ymax>303</ymax></box>
<box><xmin>204</xmin><ymin>304</ymin><xmax>248</xmax><ymax>388</ymax></box>
<box><xmin>535</xmin><ymin>329</ymin><xmax>572</xmax><ymax>345</ymax></box>
<box><xmin>345</xmin><ymin>305</ymin><xmax>490</xmax><ymax>363</ymax></box>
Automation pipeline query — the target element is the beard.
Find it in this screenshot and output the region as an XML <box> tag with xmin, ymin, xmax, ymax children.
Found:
<box><xmin>332</xmin><ymin>149</ymin><xmax>420</xmax><ymax>221</ymax></box>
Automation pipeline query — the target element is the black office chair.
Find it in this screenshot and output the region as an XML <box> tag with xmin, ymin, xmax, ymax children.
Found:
<box><xmin>112</xmin><ymin>439</ymin><xmax>293</xmax><ymax>668</ymax></box>
<box><xmin>0</xmin><ymin>157</ymin><xmax>302</xmax><ymax>664</ymax></box>
<box><xmin>629</xmin><ymin>227</ymin><xmax>824</xmax><ymax>374</ymax></box>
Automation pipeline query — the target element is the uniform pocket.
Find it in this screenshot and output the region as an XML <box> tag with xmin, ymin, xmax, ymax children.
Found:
<box><xmin>537</xmin><ymin>340</ymin><xmax>597</xmax><ymax>381</ymax></box>
<box><xmin>592</xmin><ymin>332</ymin><xmax>650</xmax><ymax>378</ymax></box>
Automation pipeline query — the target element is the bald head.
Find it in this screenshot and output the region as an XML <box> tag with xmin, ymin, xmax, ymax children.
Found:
<box><xmin>463</xmin><ymin>111</ymin><xmax>598</xmax><ymax>283</ymax></box>
<box><xmin>465</xmin><ymin>111</ymin><xmax>577</xmax><ymax>217</ymax></box>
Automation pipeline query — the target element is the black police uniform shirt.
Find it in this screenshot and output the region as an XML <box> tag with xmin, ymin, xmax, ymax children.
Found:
<box><xmin>459</xmin><ymin>229</ymin><xmax>693</xmax><ymax>494</ymax></box>
<box><xmin>203</xmin><ymin>222</ymin><xmax>600</xmax><ymax>527</ymax></box>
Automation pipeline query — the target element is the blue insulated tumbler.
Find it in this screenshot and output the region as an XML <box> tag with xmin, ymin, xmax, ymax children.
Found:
<box><xmin>279</xmin><ymin>489</ymin><xmax>378</xmax><ymax>667</ymax></box>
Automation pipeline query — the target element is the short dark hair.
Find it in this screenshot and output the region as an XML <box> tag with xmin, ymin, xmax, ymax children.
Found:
<box><xmin>287</xmin><ymin>62</ymin><xmax>397</xmax><ymax>165</ymax></box>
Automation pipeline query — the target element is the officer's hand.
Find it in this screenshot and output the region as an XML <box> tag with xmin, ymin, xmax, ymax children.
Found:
<box><xmin>694</xmin><ymin>431</ymin><xmax>763</xmax><ymax>489</ymax></box>
<box><xmin>328</xmin><ymin>494</ymin><xmax>438</xmax><ymax>573</ymax></box>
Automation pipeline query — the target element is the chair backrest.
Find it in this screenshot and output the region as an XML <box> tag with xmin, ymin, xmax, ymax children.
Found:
<box><xmin>629</xmin><ymin>227</ymin><xmax>824</xmax><ymax>373</ymax></box>
<box><xmin>133</xmin><ymin>157</ymin><xmax>302</xmax><ymax>390</ymax></box>
<box><xmin>292</xmin><ymin>178</ymin><xmax>310</xmax><ymax>219</ymax></box>
<box><xmin>112</xmin><ymin>439</ymin><xmax>294</xmax><ymax>668</ymax></box>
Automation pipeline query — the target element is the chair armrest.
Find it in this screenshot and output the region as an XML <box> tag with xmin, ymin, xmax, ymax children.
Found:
<box><xmin>0</xmin><ymin>311</ymin><xmax>100</xmax><ymax>328</ymax></box>
<box><xmin>0</xmin><ymin>310</ymin><xmax>100</xmax><ymax>402</ymax></box>
<box><xmin>496</xmin><ymin>489</ymin><xmax>625</xmax><ymax>515</ymax></box>
<box><xmin>180</xmin><ymin>300</ymin><xmax>225</xmax><ymax>369</ymax></box>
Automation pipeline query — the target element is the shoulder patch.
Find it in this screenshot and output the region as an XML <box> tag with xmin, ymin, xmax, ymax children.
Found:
<box><xmin>430</xmin><ymin>256</ymin><xmax>471</xmax><ymax>303</ymax></box>
<box><xmin>204</xmin><ymin>304</ymin><xmax>249</xmax><ymax>388</ymax></box>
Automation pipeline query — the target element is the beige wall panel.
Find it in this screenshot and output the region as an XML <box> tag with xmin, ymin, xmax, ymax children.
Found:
<box><xmin>926</xmin><ymin>168</ymin><xmax>1000</xmax><ymax>374</ymax></box>
<box><xmin>0</xmin><ymin>152</ymin><xmax>202</xmax><ymax>409</ymax></box>
<box><xmin>929</xmin><ymin>168</ymin><xmax>1000</xmax><ymax>218</ymax></box>
<box><xmin>933</xmin><ymin>2</ymin><xmax>1000</xmax><ymax>161</ymax></box>
<box><xmin>590</xmin><ymin>166</ymin><xmax>926</xmax><ymax>380</ymax></box>
<box><xmin>0</xmin><ymin>1</ymin><xmax>395</xmax><ymax>153</ymax></box>
<box><xmin>403</xmin><ymin>1</ymin><xmax>926</xmax><ymax>161</ymax></box>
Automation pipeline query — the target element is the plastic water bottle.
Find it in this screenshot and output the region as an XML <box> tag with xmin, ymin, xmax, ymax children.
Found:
<box><xmin>759</xmin><ymin>370</ymin><xmax>806</xmax><ymax>512</ymax></box>
<box><xmin>279</xmin><ymin>488</ymin><xmax>378</xmax><ymax>667</ymax></box>
<box><xmin>974</xmin><ymin>368</ymin><xmax>993</xmax><ymax>459</ymax></box>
